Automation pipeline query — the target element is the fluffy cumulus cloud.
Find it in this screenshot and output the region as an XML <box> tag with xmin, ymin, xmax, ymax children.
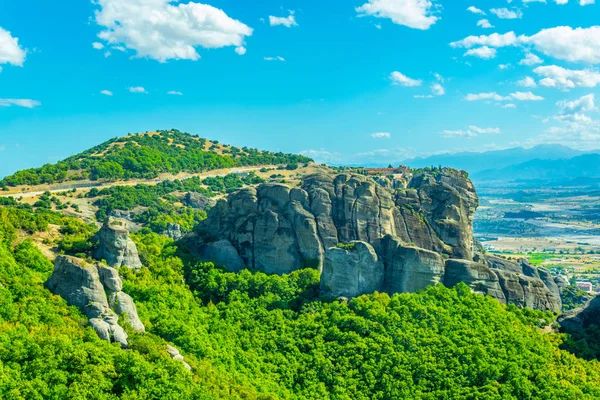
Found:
<box><xmin>521</xmin><ymin>26</ymin><xmax>600</xmax><ymax>64</ymax></box>
<box><xmin>450</xmin><ymin>32</ymin><xmax>518</xmax><ymax>49</ymax></box>
<box><xmin>490</xmin><ymin>8</ymin><xmax>523</xmax><ymax>19</ymax></box>
<box><xmin>467</xmin><ymin>6</ymin><xmax>486</xmax><ymax>15</ymax></box>
<box><xmin>452</xmin><ymin>27</ymin><xmax>600</xmax><ymax>65</ymax></box>
<box><xmin>477</xmin><ymin>19</ymin><xmax>494</xmax><ymax>29</ymax></box>
<box><xmin>534</xmin><ymin>65</ymin><xmax>600</xmax><ymax>90</ymax></box>
<box><xmin>465</xmin><ymin>91</ymin><xmax>544</xmax><ymax>101</ymax></box>
<box><xmin>371</xmin><ymin>132</ymin><xmax>391</xmax><ymax>138</ymax></box>
<box><xmin>356</xmin><ymin>0</ymin><xmax>439</xmax><ymax>30</ymax></box>
<box><xmin>100</xmin><ymin>90</ymin><xmax>113</xmax><ymax>96</ymax></box>
<box><xmin>517</xmin><ymin>76</ymin><xmax>537</xmax><ymax>88</ymax></box>
<box><xmin>0</xmin><ymin>98</ymin><xmax>41</xmax><ymax>108</ymax></box>
<box><xmin>93</xmin><ymin>0</ymin><xmax>253</xmax><ymax>62</ymax></box>
<box><xmin>464</xmin><ymin>46</ymin><xmax>496</xmax><ymax>59</ymax></box>
<box><xmin>390</xmin><ymin>71</ymin><xmax>422</xmax><ymax>86</ymax></box>
<box><xmin>235</xmin><ymin>46</ymin><xmax>246</xmax><ymax>55</ymax></box>
<box><xmin>557</xmin><ymin>94</ymin><xmax>596</xmax><ymax>115</ymax></box>
<box><xmin>167</xmin><ymin>90</ymin><xmax>183</xmax><ymax>95</ymax></box>
<box><xmin>0</xmin><ymin>27</ymin><xmax>26</xmax><ymax>67</ymax></box>
<box><xmin>519</xmin><ymin>52</ymin><xmax>543</xmax><ymax>66</ymax></box>
<box><xmin>129</xmin><ymin>86</ymin><xmax>148</xmax><ymax>94</ymax></box>
<box><xmin>269</xmin><ymin>13</ymin><xmax>298</xmax><ymax>28</ymax></box>
<box><xmin>431</xmin><ymin>82</ymin><xmax>445</xmax><ymax>95</ymax></box>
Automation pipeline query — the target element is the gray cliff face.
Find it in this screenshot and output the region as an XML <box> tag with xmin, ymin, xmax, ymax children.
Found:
<box><xmin>321</xmin><ymin>241</ymin><xmax>384</xmax><ymax>299</ymax></box>
<box><xmin>191</xmin><ymin>169</ymin><xmax>561</xmax><ymax>312</ymax></box>
<box><xmin>94</xmin><ymin>217</ymin><xmax>143</xmax><ymax>269</ymax></box>
<box><xmin>45</xmin><ymin>256</ymin><xmax>145</xmax><ymax>347</ymax></box>
<box><xmin>559</xmin><ymin>296</ymin><xmax>600</xmax><ymax>332</ymax></box>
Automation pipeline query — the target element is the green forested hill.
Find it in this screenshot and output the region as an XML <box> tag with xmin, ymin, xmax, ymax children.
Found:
<box><xmin>0</xmin><ymin>130</ymin><xmax>311</xmax><ymax>187</ymax></box>
<box><xmin>2</xmin><ymin>204</ymin><xmax>600</xmax><ymax>399</ymax></box>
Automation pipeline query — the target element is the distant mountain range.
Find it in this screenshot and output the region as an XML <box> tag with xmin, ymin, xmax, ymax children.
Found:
<box><xmin>403</xmin><ymin>145</ymin><xmax>586</xmax><ymax>174</ymax></box>
<box><xmin>400</xmin><ymin>145</ymin><xmax>600</xmax><ymax>184</ymax></box>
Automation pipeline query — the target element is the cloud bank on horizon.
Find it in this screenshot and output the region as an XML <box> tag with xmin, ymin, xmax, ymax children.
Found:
<box><xmin>1</xmin><ymin>0</ymin><xmax>600</xmax><ymax>171</ymax></box>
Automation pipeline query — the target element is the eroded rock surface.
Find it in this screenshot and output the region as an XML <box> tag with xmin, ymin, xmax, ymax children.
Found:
<box><xmin>190</xmin><ymin>169</ymin><xmax>561</xmax><ymax>312</ymax></box>
<box><xmin>45</xmin><ymin>256</ymin><xmax>145</xmax><ymax>347</ymax></box>
<box><xmin>94</xmin><ymin>217</ymin><xmax>143</xmax><ymax>269</ymax></box>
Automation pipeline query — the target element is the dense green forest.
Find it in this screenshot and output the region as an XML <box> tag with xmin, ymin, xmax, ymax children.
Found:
<box><xmin>2</xmin><ymin>204</ymin><xmax>600</xmax><ymax>399</ymax></box>
<box><xmin>0</xmin><ymin>130</ymin><xmax>311</xmax><ymax>187</ymax></box>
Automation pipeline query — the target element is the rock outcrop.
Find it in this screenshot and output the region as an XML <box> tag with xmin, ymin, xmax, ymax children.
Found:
<box><xmin>190</xmin><ymin>169</ymin><xmax>561</xmax><ymax>312</ymax></box>
<box><xmin>184</xmin><ymin>192</ymin><xmax>216</xmax><ymax>210</ymax></box>
<box><xmin>559</xmin><ymin>296</ymin><xmax>600</xmax><ymax>332</ymax></box>
<box><xmin>321</xmin><ymin>242</ymin><xmax>384</xmax><ymax>299</ymax></box>
<box><xmin>167</xmin><ymin>345</ymin><xmax>192</xmax><ymax>371</ymax></box>
<box><xmin>94</xmin><ymin>217</ymin><xmax>143</xmax><ymax>269</ymax></box>
<box><xmin>165</xmin><ymin>223</ymin><xmax>182</xmax><ymax>240</ymax></box>
<box><xmin>45</xmin><ymin>256</ymin><xmax>145</xmax><ymax>347</ymax></box>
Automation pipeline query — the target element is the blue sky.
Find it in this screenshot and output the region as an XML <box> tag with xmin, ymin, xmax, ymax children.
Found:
<box><xmin>1</xmin><ymin>0</ymin><xmax>600</xmax><ymax>177</ymax></box>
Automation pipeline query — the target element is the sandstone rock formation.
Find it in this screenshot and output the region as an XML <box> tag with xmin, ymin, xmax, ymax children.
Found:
<box><xmin>94</xmin><ymin>217</ymin><xmax>143</xmax><ymax>269</ymax></box>
<box><xmin>45</xmin><ymin>256</ymin><xmax>145</xmax><ymax>347</ymax></box>
<box><xmin>184</xmin><ymin>192</ymin><xmax>216</xmax><ymax>210</ymax></box>
<box><xmin>190</xmin><ymin>169</ymin><xmax>561</xmax><ymax>312</ymax></box>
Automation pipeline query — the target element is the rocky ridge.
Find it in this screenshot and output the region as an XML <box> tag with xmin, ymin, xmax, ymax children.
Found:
<box><xmin>190</xmin><ymin>169</ymin><xmax>561</xmax><ymax>312</ymax></box>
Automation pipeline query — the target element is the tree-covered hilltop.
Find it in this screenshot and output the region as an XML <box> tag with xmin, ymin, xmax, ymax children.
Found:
<box><xmin>0</xmin><ymin>130</ymin><xmax>312</xmax><ymax>187</ymax></box>
<box><xmin>2</xmin><ymin>203</ymin><xmax>600</xmax><ymax>398</ymax></box>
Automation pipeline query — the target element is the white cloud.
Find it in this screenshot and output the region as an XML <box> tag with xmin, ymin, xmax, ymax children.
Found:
<box><xmin>167</xmin><ymin>91</ymin><xmax>183</xmax><ymax>95</ymax></box>
<box><xmin>371</xmin><ymin>132</ymin><xmax>391</xmax><ymax>138</ymax></box>
<box><xmin>450</xmin><ymin>32</ymin><xmax>518</xmax><ymax>49</ymax></box>
<box><xmin>469</xmin><ymin>125</ymin><xmax>501</xmax><ymax>134</ymax></box>
<box><xmin>0</xmin><ymin>27</ymin><xmax>26</xmax><ymax>67</ymax></box>
<box><xmin>129</xmin><ymin>86</ymin><xmax>148</xmax><ymax>94</ymax></box>
<box><xmin>557</xmin><ymin>94</ymin><xmax>596</xmax><ymax>114</ymax></box>
<box><xmin>0</xmin><ymin>98</ymin><xmax>40</xmax><ymax>108</ymax></box>
<box><xmin>499</xmin><ymin>64</ymin><xmax>511</xmax><ymax>70</ymax></box>
<box><xmin>442</xmin><ymin>130</ymin><xmax>475</xmax><ymax>138</ymax></box>
<box><xmin>465</xmin><ymin>92</ymin><xmax>511</xmax><ymax>101</ymax></box>
<box><xmin>522</xmin><ymin>26</ymin><xmax>600</xmax><ymax>64</ymax></box>
<box><xmin>414</xmin><ymin>94</ymin><xmax>434</xmax><ymax>98</ymax></box>
<box><xmin>580</xmin><ymin>0</ymin><xmax>595</xmax><ymax>5</ymax></box>
<box><xmin>264</xmin><ymin>56</ymin><xmax>285</xmax><ymax>61</ymax></box>
<box><xmin>356</xmin><ymin>0</ymin><xmax>439</xmax><ymax>30</ymax></box>
<box><xmin>517</xmin><ymin>76</ymin><xmax>537</xmax><ymax>88</ymax></box>
<box><xmin>92</xmin><ymin>42</ymin><xmax>105</xmax><ymax>50</ymax></box>
<box><xmin>100</xmin><ymin>90</ymin><xmax>113</xmax><ymax>96</ymax></box>
<box><xmin>502</xmin><ymin>103</ymin><xmax>517</xmax><ymax>109</ymax></box>
<box><xmin>235</xmin><ymin>46</ymin><xmax>246</xmax><ymax>55</ymax></box>
<box><xmin>467</xmin><ymin>6</ymin><xmax>486</xmax><ymax>15</ymax></box>
<box><xmin>390</xmin><ymin>71</ymin><xmax>422</xmax><ymax>87</ymax></box>
<box><xmin>465</xmin><ymin>91</ymin><xmax>544</xmax><ymax>101</ymax></box>
<box><xmin>511</xmin><ymin>91</ymin><xmax>544</xmax><ymax>101</ymax></box>
<box><xmin>519</xmin><ymin>52</ymin><xmax>543</xmax><ymax>66</ymax></box>
<box><xmin>442</xmin><ymin>125</ymin><xmax>501</xmax><ymax>138</ymax></box>
<box><xmin>104</xmin><ymin>51</ymin><xmax>112</xmax><ymax>58</ymax></box>
<box><xmin>477</xmin><ymin>19</ymin><xmax>494</xmax><ymax>29</ymax></box>
<box><xmin>431</xmin><ymin>82</ymin><xmax>445</xmax><ymax>95</ymax></box>
<box><xmin>464</xmin><ymin>46</ymin><xmax>496</xmax><ymax>59</ymax></box>
<box><xmin>269</xmin><ymin>14</ymin><xmax>298</xmax><ymax>28</ymax></box>
<box><xmin>534</xmin><ymin>65</ymin><xmax>600</xmax><ymax>90</ymax></box>
<box><xmin>433</xmin><ymin>72</ymin><xmax>444</xmax><ymax>82</ymax></box>
<box><xmin>523</xmin><ymin>0</ymin><xmax>547</xmax><ymax>3</ymax></box>
<box><xmin>490</xmin><ymin>8</ymin><xmax>523</xmax><ymax>19</ymax></box>
<box><xmin>93</xmin><ymin>0</ymin><xmax>253</xmax><ymax>62</ymax></box>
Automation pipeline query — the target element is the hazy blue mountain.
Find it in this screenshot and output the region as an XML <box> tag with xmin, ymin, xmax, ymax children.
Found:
<box><xmin>402</xmin><ymin>144</ymin><xmax>585</xmax><ymax>174</ymax></box>
<box><xmin>472</xmin><ymin>154</ymin><xmax>600</xmax><ymax>183</ymax></box>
